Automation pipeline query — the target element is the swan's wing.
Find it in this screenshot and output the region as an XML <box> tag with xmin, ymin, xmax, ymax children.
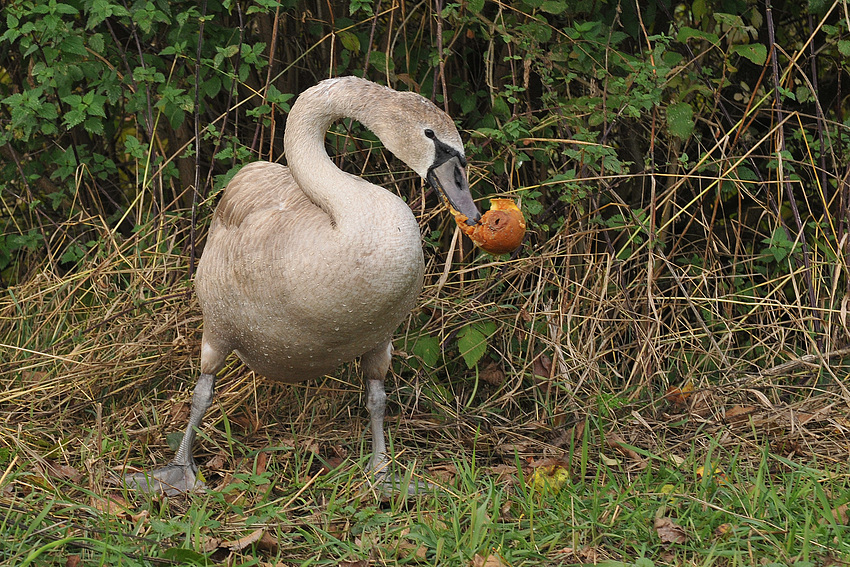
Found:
<box><xmin>212</xmin><ymin>161</ymin><xmax>318</xmax><ymax>231</ymax></box>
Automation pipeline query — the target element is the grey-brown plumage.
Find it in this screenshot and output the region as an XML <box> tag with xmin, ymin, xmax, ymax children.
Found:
<box><xmin>126</xmin><ymin>76</ymin><xmax>482</xmax><ymax>495</ymax></box>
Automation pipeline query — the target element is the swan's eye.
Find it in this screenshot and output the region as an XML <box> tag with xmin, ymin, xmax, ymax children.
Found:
<box><xmin>424</xmin><ymin>129</ymin><xmax>436</xmax><ymax>139</ymax></box>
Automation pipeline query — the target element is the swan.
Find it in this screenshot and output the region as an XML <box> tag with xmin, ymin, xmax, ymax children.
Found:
<box><xmin>126</xmin><ymin>76</ymin><xmax>486</xmax><ymax>495</ymax></box>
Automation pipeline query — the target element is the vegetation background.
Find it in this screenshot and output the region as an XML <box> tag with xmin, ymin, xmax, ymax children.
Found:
<box><xmin>0</xmin><ymin>0</ymin><xmax>848</xmax><ymax>565</ymax></box>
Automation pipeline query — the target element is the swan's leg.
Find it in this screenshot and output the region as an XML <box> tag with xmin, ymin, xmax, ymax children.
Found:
<box><xmin>125</xmin><ymin>373</ymin><xmax>216</xmax><ymax>496</ymax></box>
<box><xmin>361</xmin><ymin>342</ymin><xmax>428</xmax><ymax>494</ymax></box>
<box><xmin>362</xmin><ymin>342</ymin><xmax>391</xmax><ymax>473</ymax></box>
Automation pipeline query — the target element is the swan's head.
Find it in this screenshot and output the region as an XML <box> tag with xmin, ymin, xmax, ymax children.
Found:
<box><xmin>370</xmin><ymin>90</ymin><xmax>483</xmax><ymax>225</ymax></box>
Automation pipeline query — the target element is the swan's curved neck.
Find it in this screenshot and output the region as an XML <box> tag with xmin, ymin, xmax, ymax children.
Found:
<box><xmin>283</xmin><ymin>78</ymin><xmax>399</xmax><ymax>226</ymax></box>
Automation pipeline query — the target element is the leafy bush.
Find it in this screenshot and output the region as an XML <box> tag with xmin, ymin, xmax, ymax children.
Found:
<box><xmin>1</xmin><ymin>0</ymin><xmax>848</xmax><ymax>374</ymax></box>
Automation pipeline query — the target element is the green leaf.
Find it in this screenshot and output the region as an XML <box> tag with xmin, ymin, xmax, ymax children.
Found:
<box><xmin>338</xmin><ymin>30</ymin><xmax>360</xmax><ymax>53</ymax></box>
<box><xmin>412</xmin><ymin>334</ymin><xmax>440</xmax><ymax>368</ymax></box>
<box><xmin>166</xmin><ymin>431</ymin><xmax>184</xmax><ymax>452</ymax></box>
<box><xmin>691</xmin><ymin>0</ymin><xmax>708</xmax><ymax>20</ymax></box>
<box><xmin>540</xmin><ymin>0</ymin><xmax>566</xmax><ymax>14</ymax></box>
<box><xmin>457</xmin><ymin>322</ymin><xmax>497</xmax><ymax>369</ymax></box>
<box><xmin>160</xmin><ymin>548</ymin><xmax>209</xmax><ymax>565</ymax></box>
<box><xmin>60</xmin><ymin>243</ymin><xmax>86</xmax><ymax>264</ymax></box>
<box><xmin>63</xmin><ymin>107</ymin><xmax>86</xmax><ymax>129</ymax></box>
<box><xmin>368</xmin><ymin>51</ymin><xmax>394</xmax><ymax>74</ymax></box>
<box><xmin>667</xmin><ymin>101</ymin><xmax>694</xmax><ymax>139</ymax></box>
<box><xmin>51</xmin><ymin>2</ymin><xmax>79</xmax><ymax>15</ymax></box>
<box><xmin>60</xmin><ymin>35</ymin><xmax>87</xmax><ymax>57</ymax></box>
<box><xmin>676</xmin><ymin>26</ymin><xmax>719</xmax><ymax>46</ymax></box>
<box><xmin>467</xmin><ymin>0</ymin><xmax>485</xmax><ymax>13</ymax></box>
<box><xmin>838</xmin><ymin>40</ymin><xmax>850</xmax><ymax>57</ymax></box>
<box><xmin>521</xmin><ymin>21</ymin><xmax>553</xmax><ymax>43</ymax></box>
<box><xmin>730</xmin><ymin>43</ymin><xmax>767</xmax><ymax>65</ymax></box>
<box><xmin>457</xmin><ymin>326</ymin><xmax>486</xmax><ymax>369</ymax></box>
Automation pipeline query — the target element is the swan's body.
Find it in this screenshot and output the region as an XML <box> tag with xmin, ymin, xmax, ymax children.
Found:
<box><xmin>197</xmin><ymin>161</ymin><xmax>423</xmax><ymax>381</ymax></box>
<box><xmin>127</xmin><ymin>76</ymin><xmax>482</xmax><ymax>495</ymax></box>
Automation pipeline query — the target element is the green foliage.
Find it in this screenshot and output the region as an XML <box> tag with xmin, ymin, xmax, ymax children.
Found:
<box><xmin>0</xmin><ymin>0</ymin><xmax>844</xmax><ymax>389</ymax></box>
<box><xmin>410</xmin><ymin>331</ymin><xmax>441</xmax><ymax>369</ymax></box>
<box><xmin>457</xmin><ymin>320</ymin><xmax>497</xmax><ymax>368</ymax></box>
<box><xmin>1</xmin><ymin>0</ymin><xmax>844</xmax><ymax>298</ymax></box>
<box><xmin>761</xmin><ymin>226</ymin><xmax>801</xmax><ymax>265</ymax></box>
<box><xmin>0</xmin><ymin>230</ymin><xmax>43</xmax><ymax>272</ymax></box>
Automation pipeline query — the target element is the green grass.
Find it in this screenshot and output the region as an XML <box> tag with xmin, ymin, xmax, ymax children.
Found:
<box><xmin>1</xmin><ymin>392</ymin><xmax>848</xmax><ymax>566</ymax></box>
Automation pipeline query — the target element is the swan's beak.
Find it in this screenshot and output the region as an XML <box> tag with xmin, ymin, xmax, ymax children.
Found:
<box><xmin>427</xmin><ymin>156</ymin><xmax>482</xmax><ymax>226</ymax></box>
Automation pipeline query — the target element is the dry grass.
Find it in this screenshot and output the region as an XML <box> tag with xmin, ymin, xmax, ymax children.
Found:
<box><xmin>1</xmin><ymin>164</ymin><xmax>848</xmax><ymax>563</ymax></box>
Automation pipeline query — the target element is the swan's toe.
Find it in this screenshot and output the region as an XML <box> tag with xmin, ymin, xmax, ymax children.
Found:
<box><xmin>125</xmin><ymin>464</ymin><xmax>203</xmax><ymax>496</ymax></box>
<box><xmin>369</xmin><ymin>458</ymin><xmax>432</xmax><ymax>496</ymax></box>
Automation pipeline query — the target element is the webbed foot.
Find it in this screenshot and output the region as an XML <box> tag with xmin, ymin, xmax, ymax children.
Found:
<box><xmin>369</xmin><ymin>456</ymin><xmax>432</xmax><ymax>496</ymax></box>
<box><xmin>125</xmin><ymin>373</ymin><xmax>216</xmax><ymax>497</ymax></box>
<box><xmin>124</xmin><ymin>463</ymin><xmax>203</xmax><ymax>497</ymax></box>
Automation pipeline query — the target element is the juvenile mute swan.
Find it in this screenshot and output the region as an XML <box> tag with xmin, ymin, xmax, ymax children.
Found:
<box><xmin>127</xmin><ymin>76</ymin><xmax>483</xmax><ymax>495</ymax></box>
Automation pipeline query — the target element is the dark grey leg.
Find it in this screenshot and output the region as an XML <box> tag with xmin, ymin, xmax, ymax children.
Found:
<box><xmin>361</xmin><ymin>342</ymin><xmax>429</xmax><ymax>495</ymax></box>
<box><xmin>125</xmin><ymin>373</ymin><xmax>216</xmax><ymax>496</ymax></box>
<box><xmin>366</xmin><ymin>377</ymin><xmax>388</xmax><ymax>472</ymax></box>
<box><xmin>361</xmin><ymin>342</ymin><xmax>391</xmax><ymax>475</ymax></box>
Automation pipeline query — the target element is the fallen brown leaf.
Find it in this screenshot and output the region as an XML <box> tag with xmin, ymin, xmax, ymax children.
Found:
<box><xmin>664</xmin><ymin>382</ymin><xmax>693</xmax><ymax>406</ymax></box>
<box><xmin>820</xmin><ymin>503</ymin><xmax>850</xmax><ymax>525</ymax></box>
<box><xmin>549</xmin><ymin>404</ymin><xmax>568</xmax><ymax>429</ymax></box>
<box><xmin>23</xmin><ymin>371</ymin><xmax>48</xmax><ymax>382</ymax></box>
<box><xmin>197</xmin><ymin>534</ymin><xmax>221</xmax><ymax>554</ymax></box>
<box><xmin>605</xmin><ymin>433</ymin><xmax>647</xmax><ymax>468</ymax></box>
<box><xmin>231</xmin><ymin>411</ymin><xmax>260</xmax><ymax>434</ymax></box>
<box><xmin>299</xmin><ymin>438</ymin><xmax>320</xmax><ymax>455</ymax></box>
<box><xmin>471</xmin><ymin>553</ymin><xmax>507</xmax><ymax>567</ymax></box>
<box><xmin>688</xmin><ymin>389</ymin><xmax>713</xmax><ymax>417</ymax></box>
<box><xmin>654</xmin><ymin>516</ymin><xmax>687</xmax><ymax>544</ymax></box>
<box><xmin>169</xmin><ymin>401</ymin><xmax>190</xmax><ymax>424</ymax></box>
<box><xmin>480</xmin><ymin>361</ymin><xmax>506</xmax><ymax>386</ymax></box>
<box><xmin>65</xmin><ymin>555</ymin><xmax>81</xmax><ymax>567</ymax></box>
<box><xmin>255</xmin><ymin>451</ymin><xmax>268</xmax><ymax>475</ymax></box>
<box><xmin>206</xmin><ymin>452</ymin><xmax>228</xmax><ymax>471</ymax></box>
<box><xmin>495</xmin><ymin>441</ymin><xmax>531</xmax><ymax>455</ymax></box>
<box><xmin>725</xmin><ymin>405</ymin><xmax>756</xmax><ymax>423</ymax></box>
<box><xmin>319</xmin><ymin>456</ymin><xmax>345</xmax><ymax>475</ymax></box>
<box><xmin>486</xmin><ymin>463</ymin><xmax>520</xmax><ymax>484</ymax></box>
<box><xmin>428</xmin><ymin>463</ymin><xmax>458</xmax><ymax>484</ymax></box>
<box><xmin>532</xmin><ymin>354</ymin><xmax>552</xmax><ymax>392</ymax></box>
<box><xmin>222</xmin><ymin>528</ymin><xmax>265</xmax><ymax>551</ymax></box>
<box><xmin>771</xmin><ymin>438</ymin><xmax>804</xmax><ymax>456</ymax></box>
<box><xmin>554</xmin><ymin>545</ymin><xmax>599</xmax><ymax>562</ymax></box>
<box><xmin>550</xmin><ymin>421</ymin><xmax>584</xmax><ymax>449</ymax></box>
<box><xmin>90</xmin><ymin>494</ymin><xmax>130</xmax><ymax>517</ymax></box>
<box><xmin>527</xmin><ymin>456</ymin><xmax>569</xmax><ymax>469</ymax></box>
<box><xmin>47</xmin><ymin>462</ymin><xmax>83</xmax><ymax>484</ymax></box>
<box><xmin>258</xmin><ymin>531</ymin><xmax>280</xmax><ymax>553</ymax></box>
<box><xmin>396</xmin><ymin>528</ymin><xmax>427</xmax><ymax>561</ymax></box>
